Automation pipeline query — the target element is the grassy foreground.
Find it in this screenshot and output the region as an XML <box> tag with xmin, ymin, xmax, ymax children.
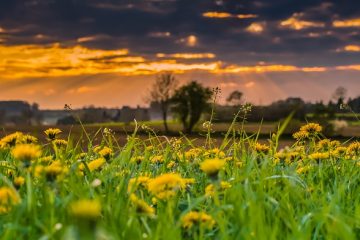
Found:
<box><xmin>0</xmin><ymin>122</ymin><xmax>360</xmax><ymax>240</ymax></box>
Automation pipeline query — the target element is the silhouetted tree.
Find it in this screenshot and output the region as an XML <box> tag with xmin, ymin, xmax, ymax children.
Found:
<box><xmin>171</xmin><ymin>81</ymin><xmax>212</xmax><ymax>133</ymax></box>
<box><xmin>332</xmin><ymin>86</ymin><xmax>347</xmax><ymax>106</ymax></box>
<box><xmin>146</xmin><ymin>73</ymin><xmax>178</xmax><ymax>133</ymax></box>
<box><xmin>226</xmin><ymin>90</ymin><xmax>243</xmax><ymax>106</ymax></box>
<box><xmin>0</xmin><ymin>110</ymin><xmax>5</xmax><ymax>125</ymax></box>
<box><xmin>348</xmin><ymin>97</ymin><xmax>360</xmax><ymax>112</ymax></box>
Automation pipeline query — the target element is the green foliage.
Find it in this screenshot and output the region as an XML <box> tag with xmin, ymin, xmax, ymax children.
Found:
<box><xmin>171</xmin><ymin>81</ymin><xmax>213</xmax><ymax>133</ymax></box>
<box><xmin>0</xmin><ymin>122</ymin><xmax>360</xmax><ymax>240</ymax></box>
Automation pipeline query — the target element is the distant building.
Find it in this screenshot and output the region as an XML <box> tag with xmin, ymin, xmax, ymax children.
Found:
<box><xmin>118</xmin><ymin>106</ymin><xmax>150</xmax><ymax>123</ymax></box>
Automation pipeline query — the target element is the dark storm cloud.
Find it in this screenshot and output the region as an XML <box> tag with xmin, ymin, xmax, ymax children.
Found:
<box><xmin>0</xmin><ymin>0</ymin><xmax>360</xmax><ymax>66</ymax></box>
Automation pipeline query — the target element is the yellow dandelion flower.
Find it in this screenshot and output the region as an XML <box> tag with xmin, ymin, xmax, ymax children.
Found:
<box><xmin>13</xmin><ymin>176</ymin><xmax>25</xmax><ymax>188</ymax></box>
<box><xmin>309</xmin><ymin>152</ymin><xmax>329</xmax><ymax>161</ymax></box>
<box><xmin>39</xmin><ymin>156</ymin><xmax>54</xmax><ymax>163</ymax></box>
<box><xmin>296</xmin><ymin>165</ymin><xmax>312</xmax><ymax>174</ymax></box>
<box><xmin>44</xmin><ymin>128</ymin><xmax>62</xmax><ymax>141</ymax></box>
<box><xmin>274</xmin><ymin>151</ymin><xmax>287</xmax><ymax>162</ymax></box>
<box><xmin>330</xmin><ymin>140</ymin><xmax>341</xmax><ymax>148</ymax></box>
<box><xmin>275</xmin><ymin>150</ymin><xmax>301</xmax><ymax>164</ymax></box>
<box><xmin>129</xmin><ymin>194</ymin><xmax>155</xmax><ymax>216</ymax></box>
<box><xmin>147</xmin><ymin>173</ymin><xmax>186</xmax><ymax>200</ymax></box>
<box><xmin>53</xmin><ymin>139</ymin><xmax>68</xmax><ymax>148</ymax></box>
<box><xmin>167</xmin><ymin>161</ymin><xmax>176</xmax><ymax>169</ymax></box>
<box><xmin>98</xmin><ymin>147</ymin><xmax>113</xmax><ymax>160</ymax></box>
<box><xmin>254</xmin><ymin>143</ymin><xmax>270</xmax><ymax>154</ymax></box>
<box><xmin>183</xmin><ymin>148</ymin><xmax>203</xmax><ymax>161</ymax></box>
<box><xmin>69</xmin><ymin>199</ymin><xmax>101</xmax><ymax>220</ymax></box>
<box><xmin>87</xmin><ymin>158</ymin><xmax>106</xmax><ymax>172</ymax></box>
<box><xmin>293</xmin><ymin>130</ymin><xmax>310</xmax><ymax>141</ymax></box>
<box><xmin>182</xmin><ymin>178</ymin><xmax>195</xmax><ymax>185</ymax></box>
<box><xmin>316</xmin><ymin>139</ymin><xmax>331</xmax><ymax>150</ymax></box>
<box><xmin>33</xmin><ymin>165</ymin><xmax>45</xmax><ymax>178</ymax></box>
<box><xmin>204</xmin><ymin>148</ymin><xmax>226</xmax><ymax>158</ymax></box>
<box><xmin>150</xmin><ymin>155</ymin><xmax>164</xmax><ymax>164</ymax></box>
<box><xmin>0</xmin><ymin>187</ymin><xmax>20</xmax><ymax>213</ymax></box>
<box><xmin>205</xmin><ymin>184</ymin><xmax>216</xmax><ymax>196</ymax></box>
<box><xmin>0</xmin><ymin>132</ymin><xmax>23</xmax><ymax>148</ymax></box>
<box><xmin>221</xmin><ymin>181</ymin><xmax>232</xmax><ymax>189</ymax></box>
<box><xmin>346</xmin><ymin>141</ymin><xmax>360</xmax><ymax>156</ymax></box>
<box><xmin>20</xmin><ymin>135</ymin><xmax>38</xmax><ymax>144</ymax></box>
<box><xmin>200</xmin><ymin>158</ymin><xmax>225</xmax><ymax>177</ymax></box>
<box><xmin>181</xmin><ymin>211</ymin><xmax>215</xmax><ymax>230</ymax></box>
<box><xmin>93</xmin><ymin>146</ymin><xmax>102</xmax><ymax>153</ymax></box>
<box><xmin>127</xmin><ymin>176</ymin><xmax>150</xmax><ymax>193</ymax></box>
<box><xmin>44</xmin><ymin>162</ymin><xmax>67</xmax><ymax>180</ymax></box>
<box><xmin>300</xmin><ymin>123</ymin><xmax>322</xmax><ymax>135</ymax></box>
<box><xmin>205</xmin><ymin>181</ymin><xmax>232</xmax><ymax>197</ymax></box>
<box><xmin>11</xmin><ymin>144</ymin><xmax>42</xmax><ymax>163</ymax></box>
<box><xmin>286</xmin><ymin>151</ymin><xmax>300</xmax><ymax>164</ymax></box>
<box><xmin>332</xmin><ymin>146</ymin><xmax>347</xmax><ymax>157</ymax></box>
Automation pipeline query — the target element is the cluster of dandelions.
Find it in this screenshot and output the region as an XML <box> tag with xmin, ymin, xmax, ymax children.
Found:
<box><xmin>1</xmin><ymin>122</ymin><xmax>360</xmax><ymax>238</ymax></box>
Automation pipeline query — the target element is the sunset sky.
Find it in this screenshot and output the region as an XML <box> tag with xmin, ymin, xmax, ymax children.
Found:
<box><xmin>1</xmin><ymin>0</ymin><xmax>360</xmax><ymax>109</ymax></box>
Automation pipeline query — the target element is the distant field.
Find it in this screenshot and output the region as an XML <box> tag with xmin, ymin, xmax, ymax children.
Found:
<box><xmin>0</xmin><ymin>122</ymin><xmax>280</xmax><ymax>148</ymax></box>
<box><xmin>1</xmin><ymin>121</ymin><xmax>360</xmax><ymax>150</ymax></box>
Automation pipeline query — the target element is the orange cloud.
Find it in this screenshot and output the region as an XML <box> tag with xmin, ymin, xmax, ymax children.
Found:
<box><xmin>2</xmin><ymin>43</ymin><xmax>360</xmax><ymax>80</ymax></box>
<box><xmin>214</xmin><ymin>64</ymin><xmax>329</xmax><ymax>73</ymax></box>
<box><xmin>336</xmin><ymin>65</ymin><xmax>360</xmax><ymax>71</ymax></box>
<box><xmin>246</xmin><ymin>22</ymin><xmax>265</xmax><ymax>33</ymax></box>
<box><xmin>202</xmin><ymin>11</ymin><xmax>257</xmax><ymax>19</ymax></box>
<box><xmin>116</xmin><ymin>61</ymin><xmax>220</xmax><ymax>74</ymax></box>
<box><xmin>77</xmin><ymin>36</ymin><xmax>97</xmax><ymax>43</ymax></box>
<box><xmin>215</xmin><ymin>64</ymin><xmax>298</xmax><ymax>73</ymax></box>
<box><xmin>333</xmin><ymin>18</ymin><xmax>360</xmax><ymax>27</ymax></box>
<box><xmin>301</xmin><ymin>67</ymin><xmax>327</xmax><ymax>72</ymax></box>
<box><xmin>156</xmin><ymin>53</ymin><xmax>216</xmax><ymax>59</ymax></box>
<box><xmin>67</xmin><ymin>86</ymin><xmax>96</xmax><ymax>94</ymax></box>
<box><xmin>237</xmin><ymin>14</ymin><xmax>258</xmax><ymax>19</ymax></box>
<box><xmin>0</xmin><ymin>43</ymin><xmax>129</xmax><ymax>78</ymax></box>
<box><xmin>343</xmin><ymin>45</ymin><xmax>360</xmax><ymax>52</ymax></box>
<box><xmin>280</xmin><ymin>13</ymin><xmax>324</xmax><ymax>30</ymax></box>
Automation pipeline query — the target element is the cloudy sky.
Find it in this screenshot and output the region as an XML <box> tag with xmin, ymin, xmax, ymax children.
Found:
<box><xmin>1</xmin><ymin>0</ymin><xmax>360</xmax><ymax>109</ymax></box>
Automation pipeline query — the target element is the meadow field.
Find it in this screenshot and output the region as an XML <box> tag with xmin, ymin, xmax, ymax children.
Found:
<box><xmin>0</xmin><ymin>120</ymin><xmax>360</xmax><ymax>240</ymax></box>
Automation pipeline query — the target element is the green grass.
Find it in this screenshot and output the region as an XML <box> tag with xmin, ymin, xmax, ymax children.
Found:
<box><xmin>0</xmin><ymin>122</ymin><xmax>360</xmax><ymax>240</ymax></box>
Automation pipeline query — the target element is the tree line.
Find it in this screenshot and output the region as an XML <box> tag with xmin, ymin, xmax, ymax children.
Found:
<box><xmin>147</xmin><ymin>74</ymin><xmax>359</xmax><ymax>134</ymax></box>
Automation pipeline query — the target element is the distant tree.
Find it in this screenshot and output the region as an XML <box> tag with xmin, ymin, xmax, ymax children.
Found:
<box><xmin>171</xmin><ymin>81</ymin><xmax>212</xmax><ymax>133</ymax></box>
<box><xmin>0</xmin><ymin>110</ymin><xmax>5</xmax><ymax>125</ymax></box>
<box><xmin>332</xmin><ymin>86</ymin><xmax>347</xmax><ymax>106</ymax></box>
<box><xmin>146</xmin><ymin>73</ymin><xmax>178</xmax><ymax>133</ymax></box>
<box><xmin>348</xmin><ymin>97</ymin><xmax>360</xmax><ymax>112</ymax></box>
<box><xmin>226</xmin><ymin>90</ymin><xmax>243</xmax><ymax>106</ymax></box>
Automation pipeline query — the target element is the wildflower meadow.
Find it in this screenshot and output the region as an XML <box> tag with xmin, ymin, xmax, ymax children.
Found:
<box><xmin>1</xmin><ymin>119</ymin><xmax>360</xmax><ymax>240</ymax></box>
